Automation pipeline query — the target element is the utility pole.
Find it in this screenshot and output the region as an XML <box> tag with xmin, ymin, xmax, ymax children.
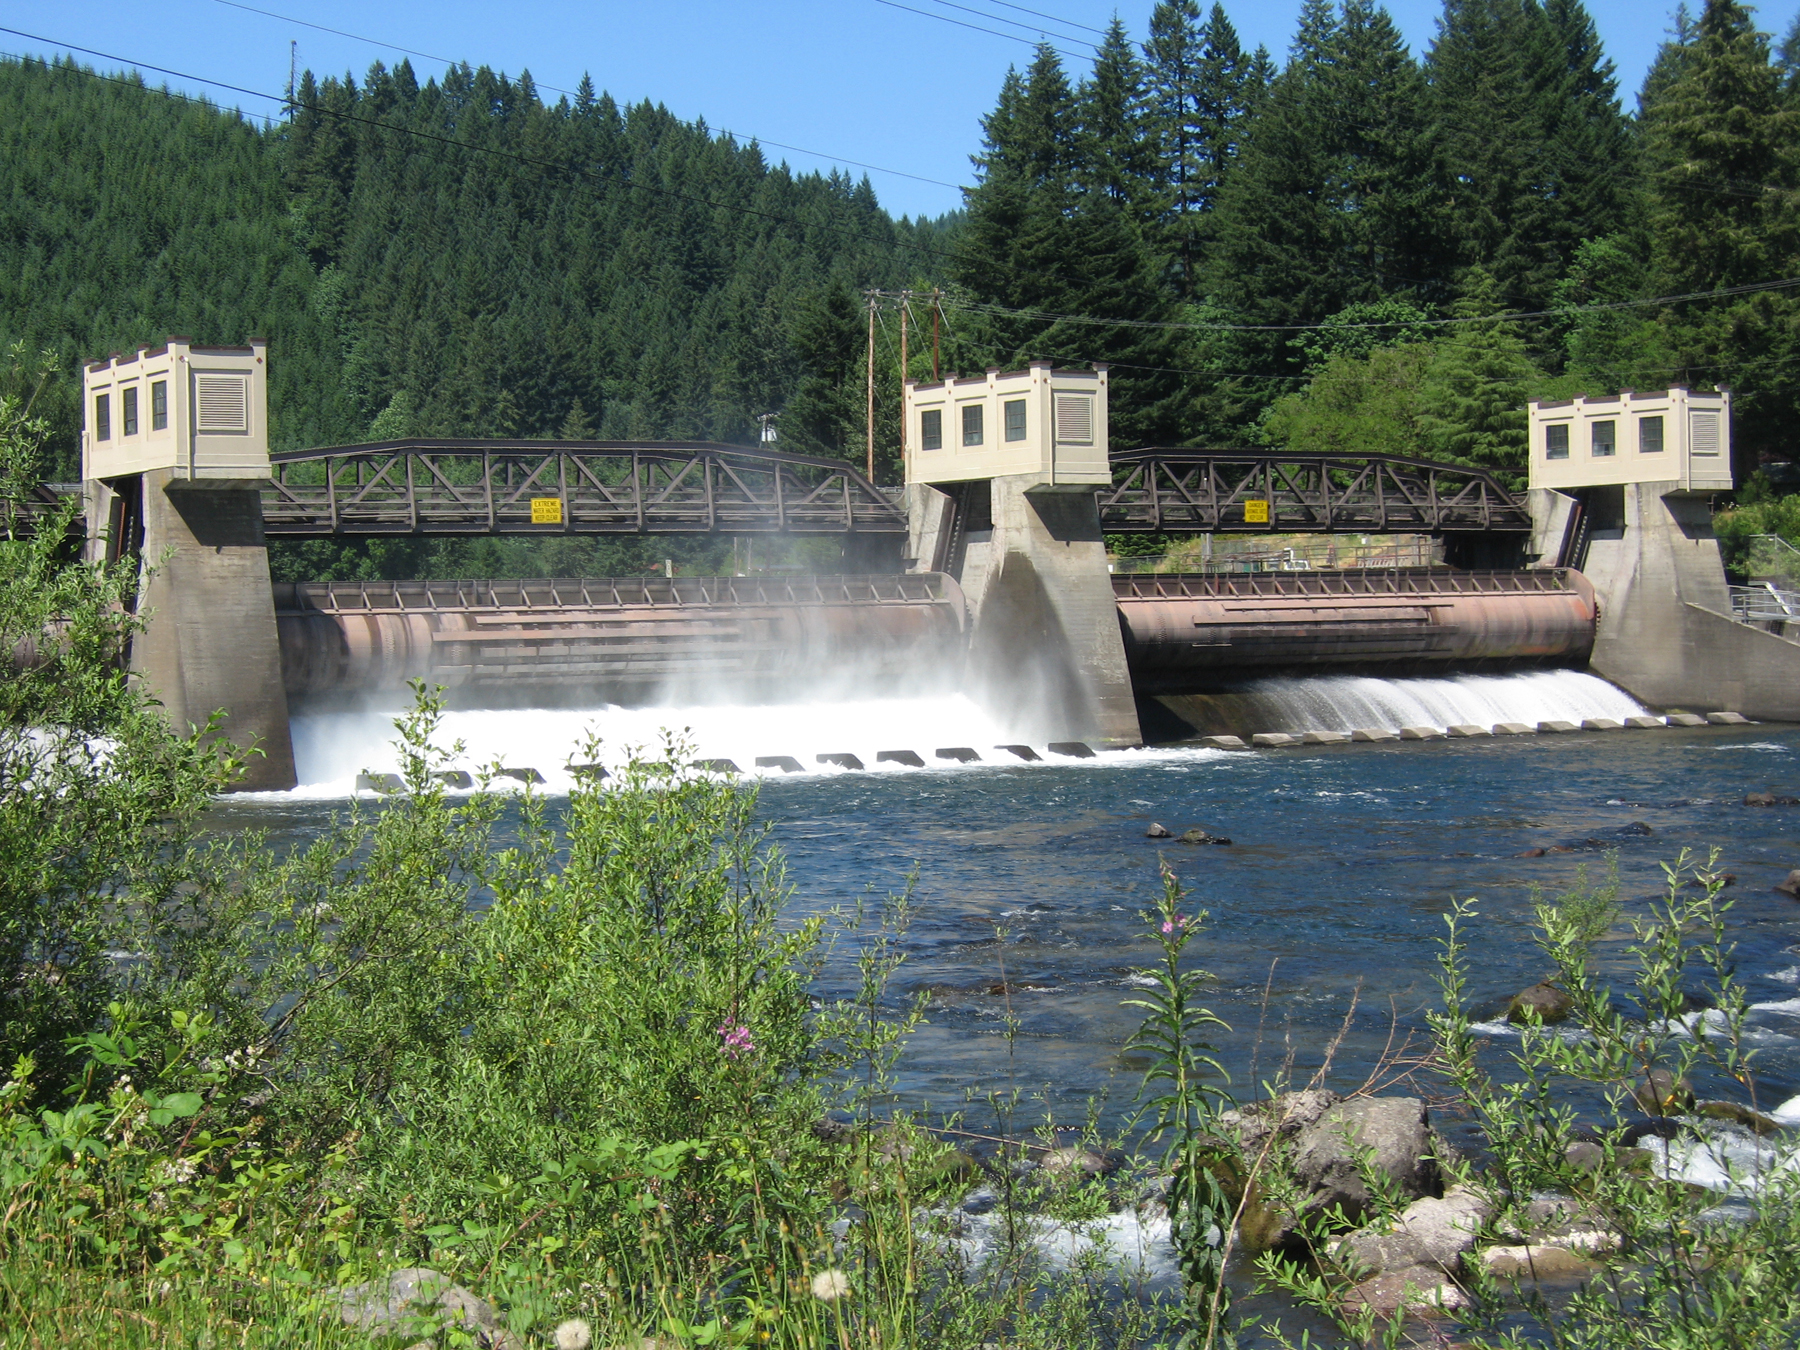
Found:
<box><xmin>865</xmin><ymin>289</ymin><xmax>877</xmax><ymax>483</ymax></box>
<box><xmin>898</xmin><ymin>290</ymin><xmax>910</xmax><ymax>470</ymax></box>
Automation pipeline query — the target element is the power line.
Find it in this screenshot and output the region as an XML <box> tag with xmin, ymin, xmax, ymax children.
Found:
<box><xmin>979</xmin><ymin>0</ymin><xmax>1109</xmax><ymax>36</ymax></box>
<box><xmin>868</xmin><ymin>0</ymin><xmax>1091</xmax><ymax>62</ymax></box>
<box><xmin>905</xmin><ymin>0</ymin><xmax>1102</xmax><ymax>52</ymax></box>
<box><xmin>208</xmin><ymin>0</ymin><xmax>963</xmax><ymax>192</ymax></box>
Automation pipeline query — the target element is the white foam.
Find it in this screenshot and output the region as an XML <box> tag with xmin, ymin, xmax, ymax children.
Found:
<box><xmin>1235</xmin><ymin>669</ymin><xmax>1643</xmax><ymax>734</ymax></box>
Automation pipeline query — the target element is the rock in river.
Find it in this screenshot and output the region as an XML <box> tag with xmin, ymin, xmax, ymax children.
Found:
<box><xmin>1507</xmin><ymin>981</ymin><xmax>1573</xmax><ymax>1025</ymax></box>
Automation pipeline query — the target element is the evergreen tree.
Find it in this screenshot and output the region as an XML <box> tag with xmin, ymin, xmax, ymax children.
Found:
<box><xmin>1417</xmin><ymin>269</ymin><xmax>1542</xmax><ymax>477</ymax></box>
<box><xmin>1640</xmin><ymin>0</ymin><xmax>1800</xmax><ymax>476</ymax></box>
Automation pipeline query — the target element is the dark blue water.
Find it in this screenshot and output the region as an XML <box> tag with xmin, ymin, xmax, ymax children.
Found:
<box><xmin>757</xmin><ymin>724</ymin><xmax>1800</xmax><ymax>1128</ymax></box>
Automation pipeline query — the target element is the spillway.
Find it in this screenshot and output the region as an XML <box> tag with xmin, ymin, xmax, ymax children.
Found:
<box><xmin>275</xmin><ymin>574</ymin><xmax>967</xmax><ymax>708</ymax></box>
<box><xmin>1115</xmin><ymin>568</ymin><xmax>1597</xmax><ymax>688</ymax></box>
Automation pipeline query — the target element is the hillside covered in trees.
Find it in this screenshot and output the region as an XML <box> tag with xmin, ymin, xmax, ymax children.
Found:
<box><xmin>4</xmin><ymin>0</ymin><xmax>1800</xmax><ymax>574</ymax></box>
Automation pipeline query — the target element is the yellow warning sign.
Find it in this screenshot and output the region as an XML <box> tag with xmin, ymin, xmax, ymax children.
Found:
<box><xmin>1243</xmin><ymin>499</ymin><xmax>1270</xmax><ymax>524</ymax></box>
<box><xmin>530</xmin><ymin>497</ymin><xmax>564</xmax><ymax>524</ymax></box>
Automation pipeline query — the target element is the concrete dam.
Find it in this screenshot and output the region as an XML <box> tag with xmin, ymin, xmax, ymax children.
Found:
<box><xmin>71</xmin><ymin>346</ymin><xmax>1800</xmax><ymax>790</ymax></box>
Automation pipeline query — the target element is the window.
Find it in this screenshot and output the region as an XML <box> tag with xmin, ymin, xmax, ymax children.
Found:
<box><xmin>1690</xmin><ymin>411</ymin><xmax>1721</xmax><ymax>456</ymax></box>
<box><xmin>961</xmin><ymin>403</ymin><xmax>984</xmax><ymax>447</ymax></box>
<box><xmin>1638</xmin><ymin>415</ymin><xmax>1663</xmax><ymax>453</ymax></box>
<box><xmin>1591</xmin><ymin>420</ymin><xmax>1616</xmax><ymax>457</ymax></box>
<box><xmin>151</xmin><ymin>380</ymin><xmax>168</xmax><ymax>431</ymax></box>
<box><xmin>94</xmin><ymin>393</ymin><xmax>110</xmax><ymax>441</ymax></box>
<box><xmin>920</xmin><ymin>408</ymin><xmax>942</xmax><ymax>450</ymax></box>
<box><xmin>1544</xmin><ymin>423</ymin><xmax>1569</xmax><ymax>459</ymax></box>
<box><xmin>122</xmin><ymin>386</ymin><xmax>138</xmax><ymax>436</ymax></box>
<box><xmin>1004</xmin><ymin>398</ymin><xmax>1027</xmax><ymax>442</ymax></box>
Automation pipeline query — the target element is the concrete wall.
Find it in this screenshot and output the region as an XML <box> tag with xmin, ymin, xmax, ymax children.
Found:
<box><xmin>914</xmin><ymin>474</ymin><xmax>1141</xmax><ymax>747</ymax></box>
<box><xmin>1545</xmin><ymin>478</ymin><xmax>1800</xmax><ymax>721</ymax></box>
<box><xmin>130</xmin><ymin>470</ymin><xmax>297</xmax><ymax>789</ymax></box>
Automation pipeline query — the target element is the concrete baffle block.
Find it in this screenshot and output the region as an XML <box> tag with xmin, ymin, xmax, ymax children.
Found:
<box><xmin>1446</xmin><ymin>724</ymin><xmax>1491</xmax><ymax>738</ymax></box>
<box><xmin>1537</xmin><ymin>720</ymin><xmax>1581</xmax><ymax>733</ymax></box>
<box><xmin>128</xmin><ymin>473</ymin><xmax>296</xmax><ymax>790</ymax></box>
<box><xmin>1666</xmin><ymin>713</ymin><xmax>1708</xmax><ymax>727</ymax></box>
<box><xmin>498</xmin><ymin>767</ymin><xmax>545</xmax><ymax>784</ymax></box>
<box><xmin>1301</xmin><ymin>730</ymin><xmax>1350</xmax><ymax>744</ymax></box>
<box><xmin>1251</xmin><ymin>732</ymin><xmax>1297</xmax><ymax>747</ymax></box>
<box><xmin>1492</xmin><ymin>722</ymin><xmax>1536</xmax><ymax>735</ymax></box>
<box><xmin>1198</xmin><ymin>735</ymin><xmax>1249</xmax><ymax>750</ymax></box>
<box><xmin>354</xmin><ymin>772</ymin><xmax>405</xmax><ymax>794</ymax></box>
<box><xmin>876</xmin><ymin>750</ymin><xmax>926</xmax><ymax>767</ymax></box>
<box><xmin>996</xmin><ymin>744</ymin><xmax>1042</xmax><ymax>761</ymax></box>
<box><xmin>1400</xmin><ymin>727</ymin><xmax>1444</xmax><ymax>740</ymax></box>
<box><xmin>1706</xmin><ymin>711</ymin><xmax>1752</xmax><ymax>725</ymax></box>
<box><xmin>1622</xmin><ymin>715</ymin><xmax>1666</xmax><ymax>729</ymax></box>
<box><xmin>935</xmin><ymin>747</ymin><xmax>981</xmax><ymax>762</ymax></box>
<box><xmin>817</xmin><ymin>753</ymin><xmax>865</xmax><ymax>770</ymax></box>
<box><xmin>691</xmin><ymin>759</ymin><xmax>741</xmax><ymax>775</ymax></box>
<box><xmin>1351</xmin><ymin>729</ymin><xmax>1399</xmax><ymax>742</ymax></box>
<box><xmin>1047</xmin><ymin>741</ymin><xmax>1096</xmax><ymax>758</ymax></box>
<box><xmin>754</xmin><ymin>756</ymin><xmax>804</xmax><ymax>774</ymax></box>
<box><xmin>1581</xmin><ymin>718</ymin><xmax>1623</xmax><ymax>731</ymax></box>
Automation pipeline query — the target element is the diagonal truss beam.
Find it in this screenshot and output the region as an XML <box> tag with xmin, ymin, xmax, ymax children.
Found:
<box><xmin>1097</xmin><ymin>449</ymin><xmax>1530</xmax><ymax>533</ymax></box>
<box><xmin>262</xmin><ymin>439</ymin><xmax>907</xmax><ymax>536</ymax></box>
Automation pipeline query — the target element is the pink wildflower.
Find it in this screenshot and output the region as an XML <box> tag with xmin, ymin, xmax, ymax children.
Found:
<box><xmin>718</xmin><ymin>1020</ymin><xmax>755</xmax><ymax>1059</ymax></box>
<box><xmin>1161</xmin><ymin>914</ymin><xmax>1190</xmax><ymax>935</ymax></box>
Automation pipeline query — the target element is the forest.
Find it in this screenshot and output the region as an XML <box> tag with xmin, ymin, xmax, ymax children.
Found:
<box><xmin>3</xmin><ymin>0</ymin><xmax>1800</xmax><ymax>576</ymax></box>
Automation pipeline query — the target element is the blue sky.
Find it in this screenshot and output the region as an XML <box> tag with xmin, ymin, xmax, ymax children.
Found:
<box><xmin>8</xmin><ymin>1</ymin><xmax>1799</xmax><ymax>220</ymax></box>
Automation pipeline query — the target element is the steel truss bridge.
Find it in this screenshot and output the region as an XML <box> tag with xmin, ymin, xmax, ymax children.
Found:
<box><xmin>37</xmin><ymin>443</ymin><xmax>1532</xmax><ymax>538</ymax></box>
<box><xmin>261</xmin><ymin>440</ymin><xmax>907</xmax><ymax>537</ymax></box>
<box><xmin>1097</xmin><ymin>450</ymin><xmax>1531</xmax><ymax>534</ymax></box>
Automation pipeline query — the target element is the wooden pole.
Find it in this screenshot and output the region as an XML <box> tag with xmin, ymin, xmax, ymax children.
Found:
<box><xmin>898</xmin><ymin>291</ymin><xmax>909</xmax><ymax>472</ymax></box>
<box><xmin>866</xmin><ymin>290</ymin><xmax>876</xmax><ymax>483</ymax></box>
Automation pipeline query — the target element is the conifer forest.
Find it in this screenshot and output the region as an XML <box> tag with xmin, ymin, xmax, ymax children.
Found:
<box><xmin>4</xmin><ymin>0</ymin><xmax>1800</xmax><ymax>562</ymax></box>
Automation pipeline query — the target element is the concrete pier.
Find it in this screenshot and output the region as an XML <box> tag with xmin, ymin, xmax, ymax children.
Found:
<box><xmin>129</xmin><ymin>473</ymin><xmax>297</xmax><ymax>789</ymax></box>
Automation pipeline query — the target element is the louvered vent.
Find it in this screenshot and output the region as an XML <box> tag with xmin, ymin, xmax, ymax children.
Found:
<box><xmin>195</xmin><ymin>374</ymin><xmax>250</xmax><ymax>432</ymax></box>
<box><xmin>1054</xmin><ymin>394</ymin><xmax>1094</xmax><ymax>444</ymax></box>
<box><xmin>1688</xmin><ymin>410</ymin><xmax>1720</xmax><ymax>456</ymax></box>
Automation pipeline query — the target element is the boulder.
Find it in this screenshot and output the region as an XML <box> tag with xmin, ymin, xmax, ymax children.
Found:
<box><xmin>1744</xmin><ymin>792</ymin><xmax>1777</xmax><ymax>807</ymax></box>
<box><xmin>1037</xmin><ymin>1146</ymin><xmax>1116</xmax><ymax>1178</ymax></box>
<box><xmin>1516</xmin><ymin>847</ymin><xmax>1547</xmax><ymax>858</ymax></box>
<box><xmin>1696</xmin><ymin>1099</ymin><xmax>1785</xmax><ymax>1135</ymax></box>
<box><xmin>1479</xmin><ymin>1244</ymin><xmax>1594</xmax><ymax>1279</ymax></box>
<box><xmin>1507</xmin><ymin>982</ymin><xmax>1573</xmax><ymax>1025</ymax></box>
<box><xmin>1632</xmin><ymin>1068</ymin><xmax>1695</xmax><ymax>1115</ymax></box>
<box><xmin>1145</xmin><ymin>822</ymin><xmax>1173</xmax><ymax>839</ymax></box>
<box><xmin>338</xmin><ymin>1269</ymin><xmax>516</xmax><ymax>1349</ymax></box>
<box><xmin>1179</xmin><ymin>827</ymin><xmax>1232</xmax><ymax>845</ymax></box>
<box><xmin>1333</xmin><ymin>1186</ymin><xmax>1492</xmax><ymax>1276</ymax></box>
<box><xmin>1341</xmin><ymin>1265</ymin><xmax>1468</xmax><ymax>1319</ymax></box>
<box><xmin>1777</xmin><ymin>869</ymin><xmax>1800</xmax><ymax>898</ymax></box>
<box><xmin>1292</xmin><ymin>1097</ymin><xmax>1438</xmax><ymax>1225</ymax></box>
<box><xmin>1220</xmin><ymin>1088</ymin><xmax>1344</xmax><ymax>1156</ymax></box>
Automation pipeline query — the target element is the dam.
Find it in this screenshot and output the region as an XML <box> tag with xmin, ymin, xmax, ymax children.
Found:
<box><xmin>69</xmin><ymin>344</ymin><xmax>1800</xmax><ymax>790</ymax></box>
